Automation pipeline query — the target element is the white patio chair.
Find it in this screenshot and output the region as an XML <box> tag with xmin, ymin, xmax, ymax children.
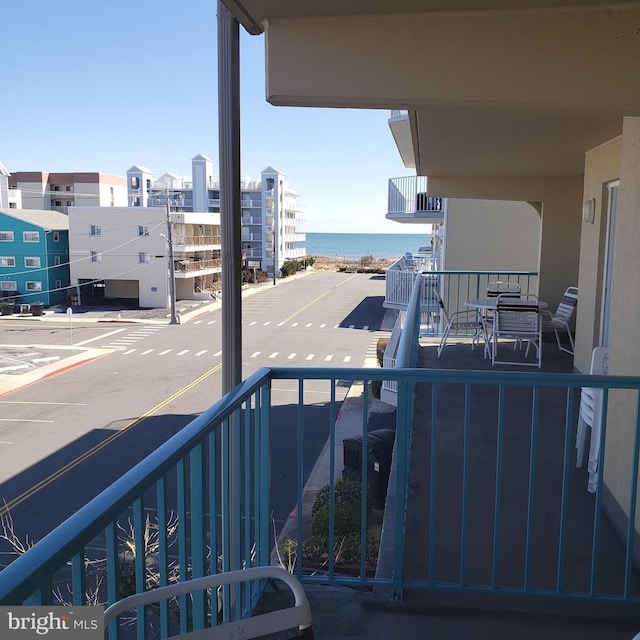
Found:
<box><xmin>436</xmin><ymin>289</ymin><xmax>486</xmax><ymax>358</ymax></box>
<box><xmin>576</xmin><ymin>346</ymin><xmax>609</xmax><ymax>493</ymax></box>
<box><xmin>490</xmin><ymin>294</ymin><xmax>542</xmax><ymax>368</ymax></box>
<box><xmin>540</xmin><ymin>286</ymin><xmax>578</xmax><ymax>355</ymax></box>
<box><xmin>104</xmin><ymin>566</ymin><xmax>313</xmax><ymax>640</ymax></box>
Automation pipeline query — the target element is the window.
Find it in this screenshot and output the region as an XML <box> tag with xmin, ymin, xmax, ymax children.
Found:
<box><xmin>138</xmin><ymin>225</ymin><xmax>149</xmax><ymax>237</ymax></box>
<box><xmin>55</xmin><ymin>280</ymin><xmax>62</xmax><ymax>289</ymax></box>
<box><xmin>133</xmin><ymin>197</ymin><xmax>141</xmax><ymax>207</ymax></box>
<box><xmin>0</xmin><ymin>257</ymin><xmax>15</xmax><ymax>267</ymax></box>
<box><xmin>25</xmin><ymin>257</ymin><xmax>41</xmax><ymax>268</ymax></box>
<box><xmin>1</xmin><ymin>281</ymin><xmax>17</xmax><ymax>291</ymax></box>
<box><xmin>52</xmin><ymin>185</ymin><xmax>60</xmax><ymax>192</ymax></box>
<box><xmin>138</xmin><ymin>252</ymin><xmax>151</xmax><ymax>264</ymax></box>
<box><xmin>0</xmin><ymin>232</ymin><xmax>14</xmax><ymax>242</ymax></box>
<box><xmin>8</xmin><ymin>203</ymin><xmax>16</xmax><ymax>209</ymax></box>
<box><xmin>90</xmin><ymin>251</ymin><xmax>101</xmax><ymax>263</ymax></box>
<box><xmin>90</xmin><ymin>225</ymin><xmax>101</xmax><ymax>237</ymax></box>
<box><xmin>66</xmin><ymin>201</ymin><xmax>73</xmax><ymax>206</ymax></box>
<box><xmin>55</xmin><ymin>201</ymin><xmax>62</xmax><ymax>207</ymax></box>
<box><xmin>23</xmin><ymin>231</ymin><xmax>39</xmax><ymax>242</ymax></box>
<box><xmin>53</xmin><ymin>231</ymin><xmax>60</xmax><ymax>242</ymax></box>
<box><xmin>66</xmin><ymin>186</ymin><xmax>73</xmax><ymax>192</ymax></box>
<box><xmin>130</xmin><ymin>176</ymin><xmax>140</xmax><ymax>189</ymax></box>
<box><xmin>54</xmin><ymin>256</ymin><xmax>61</xmax><ymax>266</ymax></box>
<box><xmin>25</xmin><ymin>281</ymin><xmax>42</xmax><ymax>291</ymax></box>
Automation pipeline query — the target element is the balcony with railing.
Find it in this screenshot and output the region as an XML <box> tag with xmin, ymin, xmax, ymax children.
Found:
<box><xmin>174</xmin><ymin>258</ymin><xmax>222</xmax><ymax>274</ymax></box>
<box><xmin>1</xmin><ymin>269</ymin><xmax>639</xmax><ymax>638</ymax></box>
<box><xmin>387</xmin><ymin>175</ymin><xmax>446</xmax><ymax>223</ymax></box>
<box><xmin>173</xmin><ymin>235</ymin><xmax>221</xmax><ymax>249</ymax></box>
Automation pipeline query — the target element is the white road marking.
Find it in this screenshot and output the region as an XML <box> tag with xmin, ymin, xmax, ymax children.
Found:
<box><xmin>177</xmin><ymin>350</ymin><xmax>189</xmax><ymax>356</ymax></box>
<box><xmin>158</xmin><ymin>349</ymin><xmax>172</xmax><ymax>355</ymax></box>
<box><xmin>195</xmin><ymin>350</ymin><xmax>207</xmax><ymax>356</ymax></box>
<box><xmin>325</xmin><ymin>355</ymin><xmax>333</xmax><ymax>361</ymax></box>
<box><xmin>141</xmin><ymin>349</ymin><xmax>154</xmax><ymax>355</ymax></box>
<box><xmin>306</xmin><ymin>354</ymin><xmax>315</xmax><ymax>361</ymax></box>
<box><xmin>306</xmin><ymin>323</ymin><xmax>312</xmax><ymax>327</ymax></box>
<box><xmin>343</xmin><ymin>356</ymin><xmax>352</xmax><ymax>362</ymax></box>
<box><xmin>269</xmin><ymin>352</ymin><xmax>279</xmax><ymax>358</ymax></box>
<box><xmin>288</xmin><ymin>353</ymin><xmax>296</xmax><ymax>359</ymax></box>
<box><xmin>251</xmin><ymin>352</ymin><xmax>261</xmax><ymax>358</ymax></box>
<box><xmin>75</xmin><ymin>327</ymin><xmax>126</xmax><ymax>346</ymax></box>
<box><xmin>123</xmin><ymin>349</ymin><xmax>137</xmax><ymax>355</ymax></box>
<box><xmin>320</xmin><ymin>324</ymin><xmax>326</xmax><ymax>328</ymax></box>
<box><xmin>214</xmin><ymin>350</ymin><xmax>222</xmax><ymax>356</ymax></box>
<box><xmin>0</xmin><ymin>418</ymin><xmax>54</xmax><ymax>423</ymax></box>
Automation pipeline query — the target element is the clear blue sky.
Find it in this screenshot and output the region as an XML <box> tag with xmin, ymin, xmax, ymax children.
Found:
<box><xmin>3</xmin><ymin>1</ymin><xmax>421</xmax><ymax>234</ymax></box>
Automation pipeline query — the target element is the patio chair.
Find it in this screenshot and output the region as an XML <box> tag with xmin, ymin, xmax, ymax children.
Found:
<box><xmin>436</xmin><ymin>288</ymin><xmax>486</xmax><ymax>358</ymax></box>
<box><xmin>104</xmin><ymin>566</ymin><xmax>314</xmax><ymax>640</ymax></box>
<box><xmin>576</xmin><ymin>346</ymin><xmax>609</xmax><ymax>493</ymax></box>
<box><xmin>540</xmin><ymin>286</ymin><xmax>578</xmax><ymax>355</ymax></box>
<box><xmin>486</xmin><ymin>280</ymin><xmax>521</xmax><ymax>298</ymax></box>
<box><xmin>490</xmin><ymin>294</ymin><xmax>542</xmax><ymax>368</ymax></box>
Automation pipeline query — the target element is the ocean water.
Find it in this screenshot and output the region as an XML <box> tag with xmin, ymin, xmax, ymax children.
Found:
<box><xmin>305</xmin><ymin>232</ymin><xmax>427</xmax><ymax>260</ymax></box>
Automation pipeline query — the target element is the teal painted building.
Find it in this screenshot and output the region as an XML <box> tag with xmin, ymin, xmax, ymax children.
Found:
<box><xmin>0</xmin><ymin>209</ymin><xmax>70</xmax><ymax>305</ymax></box>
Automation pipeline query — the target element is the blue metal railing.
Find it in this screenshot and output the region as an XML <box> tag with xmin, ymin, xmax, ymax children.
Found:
<box><xmin>1</xmin><ymin>366</ymin><xmax>640</xmax><ymax>633</ymax></box>
<box><xmin>384</xmin><ymin>269</ymin><xmax>539</xmax><ymax>335</ymax></box>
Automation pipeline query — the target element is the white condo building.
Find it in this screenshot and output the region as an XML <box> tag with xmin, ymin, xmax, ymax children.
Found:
<box><xmin>127</xmin><ymin>155</ymin><xmax>305</xmax><ymax>278</ymax></box>
<box><xmin>68</xmin><ymin>207</ymin><xmax>222</xmax><ymax>308</ymax></box>
<box><xmin>8</xmin><ymin>171</ymin><xmax>128</xmax><ymax>212</ymax></box>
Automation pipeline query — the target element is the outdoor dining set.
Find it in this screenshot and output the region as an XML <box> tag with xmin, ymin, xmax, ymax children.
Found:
<box><xmin>435</xmin><ymin>281</ymin><xmax>578</xmax><ymax>368</ymax></box>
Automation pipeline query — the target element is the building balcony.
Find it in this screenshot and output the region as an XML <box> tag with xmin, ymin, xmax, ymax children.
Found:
<box><xmin>387</xmin><ymin>175</ymin><xmax>446</xmax><ymax>224</ymax></box>
<box><xmin>173</xmin><ymin>235</ymin><xmax>221</xmax><ymax>249</ymax></box>
<box><xmin>2</xmin><ymin>303</ymin><xmax>639</xmax><ymax>638</ymax></box>
<box><xmin>174</xmin><ymin>258</ymin><xmax>221</xmax><ymax>274</ymax></box>
<box><xmin>284</xmin><ymin>247</ymin><xmax>306</xmax><ymax>259</ymax></box>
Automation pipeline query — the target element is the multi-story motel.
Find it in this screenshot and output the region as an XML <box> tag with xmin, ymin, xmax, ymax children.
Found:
<box><xmin>127</xmin><ymin>154</ymin><xmax>306</xmax><ymax>278</ymax></box>
<box><xmin>68</xmin><ymin>206</ymin><xmax>221</xmax><ymax>308</ymax></box>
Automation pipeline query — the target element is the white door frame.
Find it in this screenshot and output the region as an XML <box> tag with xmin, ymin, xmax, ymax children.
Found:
<box><xmin>600</xmin><ymin>180</ymin><xmax>619</xmax><ymax>347</ymax></box>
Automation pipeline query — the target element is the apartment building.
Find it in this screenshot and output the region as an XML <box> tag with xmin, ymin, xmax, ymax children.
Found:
<box><xmin>68</xmin><ymin>207</ymin><xmax>221</xmax><ymax>308</ymax></box>
<box><xmin>0</xmin><ymin>208</ymin><xmax>69</xmax><ymax>305</ymax></box>
<box><xmin>8</xmin><ymin>171</ymin><xmax>128</xmax><ymax>213</ymax></box>
<box><xmin>0</xmin><ymin>162</ymin><xmax>9</xmax><ymax>209</ymax></box>
<box><xmin>127</xmin><ymin>155</ymin><xmax>306</xmax><ymax>277</ymax></box>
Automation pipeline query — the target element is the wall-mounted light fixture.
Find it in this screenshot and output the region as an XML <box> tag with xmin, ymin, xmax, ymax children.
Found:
<box><xmin>582</xmin><ymin>198</ymin><xmax>596</xmax><ymax>224</ymax></box>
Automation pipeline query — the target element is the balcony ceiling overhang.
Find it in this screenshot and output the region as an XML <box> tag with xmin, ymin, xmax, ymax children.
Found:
<box><xmin>222</xmin><ymin>0</ymin><xmax>640</xmax><ymax>176</ymax></box>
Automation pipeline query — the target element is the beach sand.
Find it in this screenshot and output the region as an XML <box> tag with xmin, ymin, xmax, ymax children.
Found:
<box><xmin>309</xmin><ymin>255</ymin><xmax>395</xmax><ymax>271</ymax></box>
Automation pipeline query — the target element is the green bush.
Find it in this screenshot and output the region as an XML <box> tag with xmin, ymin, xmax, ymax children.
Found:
<box><xmin>311</xmin><ymin>478</ymin><xmax>370</xmax><ymax>541</ymax></box>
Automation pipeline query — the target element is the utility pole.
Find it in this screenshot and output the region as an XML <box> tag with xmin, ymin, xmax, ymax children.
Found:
<box><xmin>165</xmin><ymin>193</ymin><xmax>179</xmax><ymax>324</ymax></box>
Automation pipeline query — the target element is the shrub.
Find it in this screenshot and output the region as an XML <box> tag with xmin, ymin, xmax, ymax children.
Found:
<box><xmin>311</xmin><ymin>478</ymin><xmax>369</xmax><ymax>541</ymax></box>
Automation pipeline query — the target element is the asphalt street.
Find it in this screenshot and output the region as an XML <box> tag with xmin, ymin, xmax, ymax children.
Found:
<box><xmin>0</xmin><ymin>270</ymin><xmax>390</xmax><ymax>560</ymax></box>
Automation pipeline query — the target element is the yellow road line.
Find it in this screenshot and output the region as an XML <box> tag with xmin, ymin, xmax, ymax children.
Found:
<box><xmin>0</xmin><ymin>363</ymin><xmax>222</xmax><ymax>516</ymax></box>
<box><xmin>281</xmin><ymin>273</ymin><xmax>359</xmax><ymax>324</ymax></box>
